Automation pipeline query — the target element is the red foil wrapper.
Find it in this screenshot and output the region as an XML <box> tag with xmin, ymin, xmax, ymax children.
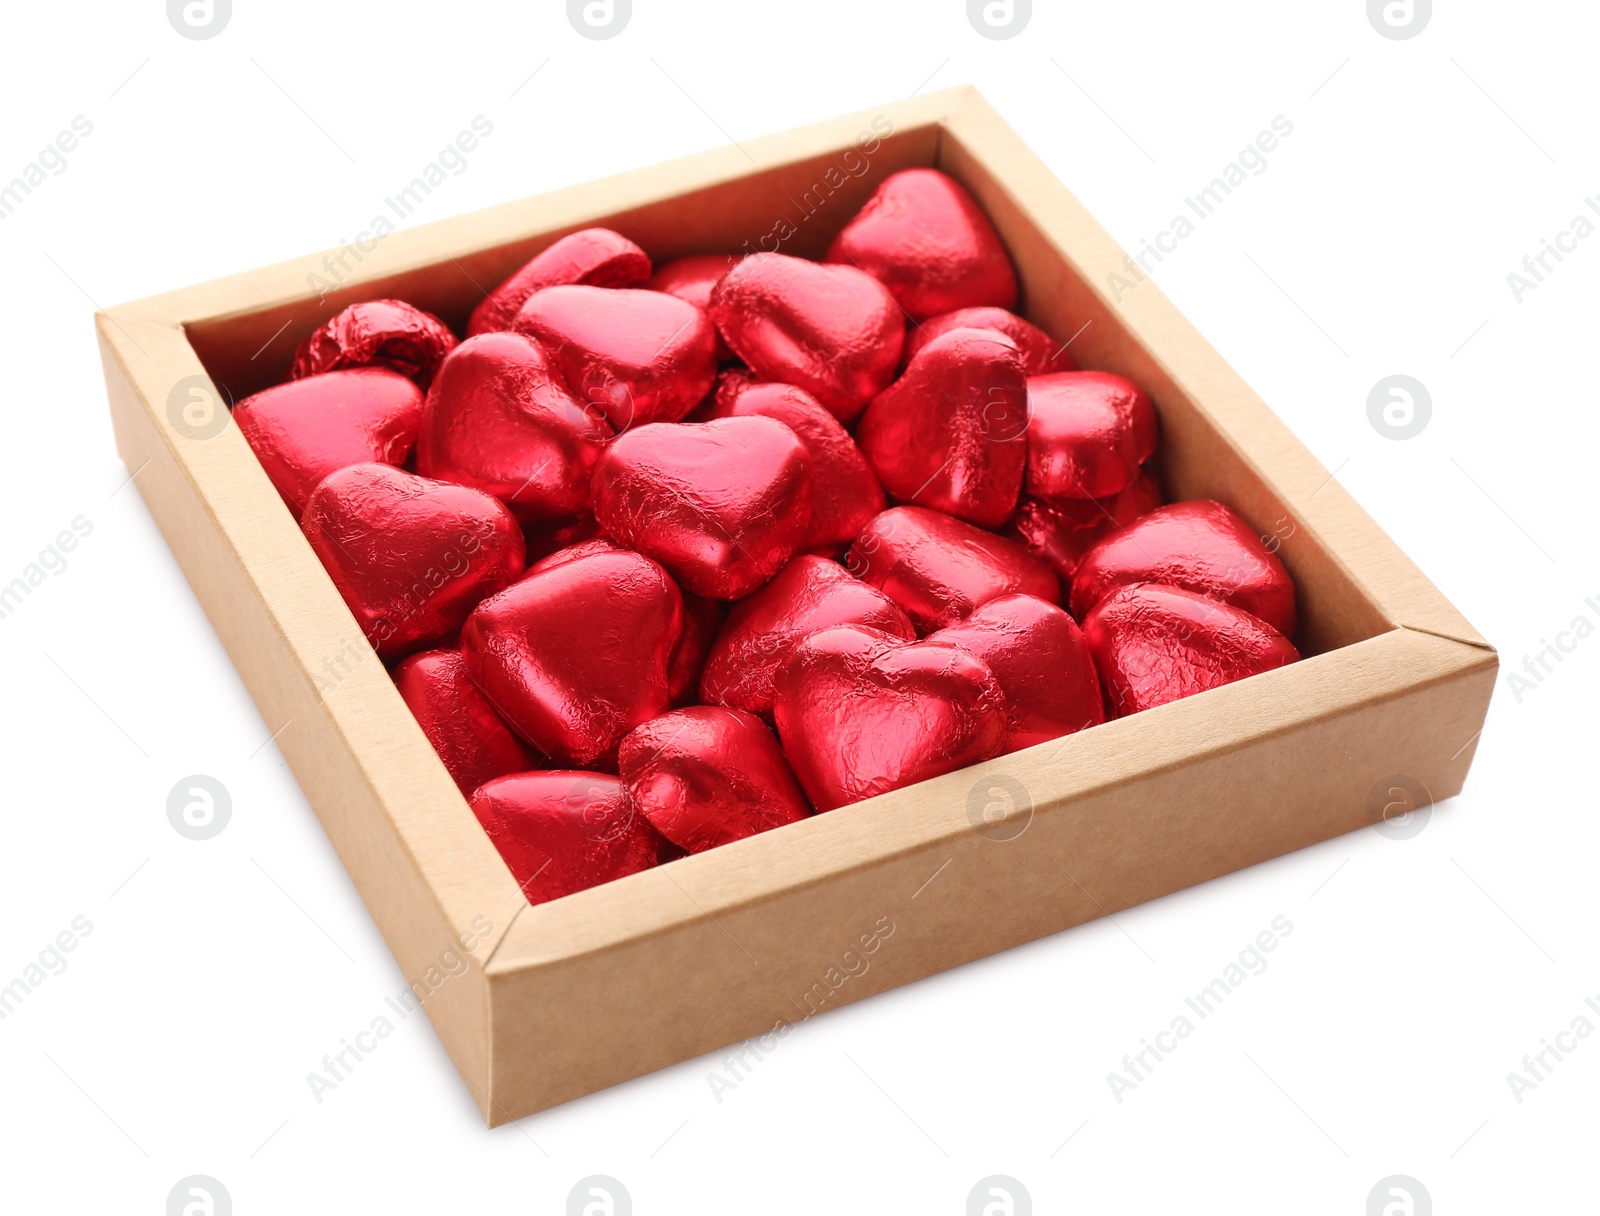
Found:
<box><xmin>857</xmin><ymin>327</ymin><xmax>1027</xmax><ymax>529</ymax></box>
<box><xmin>468</xmin><ymin>227</ymin><xmax>651</xmax><ymax>337</ymax></box>
<box><xmin>708</xmin><ymin>380</ymin><xmax>885</xmax><ymax>554</ymax></box>
<box><xmin>1070</xmin><ymin>500</ymin><xmax>1297</xmax><ymax>636</ymax></box>
<box><xmin>592</xmin><ymin>417</ymin><xmax>813</xmax><ymax>600</ymax></box>
<box><xmin>513</xmin><ymin>285</ymin><xmax>717</xmax><ymax>430</ymax></box>
<box><xmin>650</xmin><ymin>254</ymin><xmax>737</xmax><ymax>360</ymax></box>
<box><xmin>416</xmin><ymin>331</ymin><xmax>612</xmax><ymax>524</ymax></box>
<box><xmin>618</xmin><ymin>706</ymin><xmax>811</xmax><ymax>852</ymax></box>
<box><xmin>773</xmin><ymin>625</ymin><xmax>1008</xmax><ymax>812</ymax></box>
<box><xmin>709</xmin><ymin>365</ymin><xmax>758</xmax><ymax>414</ymax></box>
<box><xmin>521</xmin><ymin>515</ymin><xmax>605</xmax><ymax>566</ymax></box>
<box><xmin>1082</xmin><ymin>583</ymin><xmax>1300</xmax><ymax>716</ymax></box>
<box><xmin>903</xmin><ymin>306</ymin><xmax>1078</xmax><ymax>375</ymax></box>
<box><xmin>470</xmin><ymin>771</ymin><xmax>669</xmax><ymax>905</ymax></box>
<box><xmin>709</xmin><ymin>253</ymin><xmax>904</xmax><ymax>424</ymax></box>
<box><xmin>928</xmin><ymin>593</ymin><xmax>1105</xmax><ymax>753</ymax></box>
<box><xmin>459</xmin><ymin>547</ymin><xmax>683</xmax><ymax>767</ymax></box>
<box><xmin>668</xmin><ymin>591</ymin><xmax>726</xmax><ymax>707</ymax></box>
<box><xmin>1026</xmin><ymin>371</ymin><xmax>1160</xmax><ymax>502</ymax></box>
<box><xmin>393</xmin><ymin>649</ymin><xmax>532</xmax><ymax>794</ymax></box>
<box><xmin>234</xmin><ymin>367</ymin><xmax>422</xmax><ymax>519</ymax></box>
<box><xmin>1004</xmin><ymin>470</ymin><xmax>1164</xmax><ymax>583</ymax></box>
<box><xmin>526</xmin><ymin>536</ymin><xmax>621</xmax><ymax>576</ymax></box>
<box><xmin>846</xmin><ymin>506</ymin><xmax>1059</xmax><ymax>632</ymax></box>
<box><xmin>699</xmin><ymin>554</ymin><xmax>914</xmax><ymax>718</ymax></box>
<box><xmin>525</xmin><ymin>537</ymin><xmax>720</xmax><ymax>706</ymax></box>
<box><xmin>290</xmin><ymin>299</ymin><xmax>459</xmax><ymax>388</ymax></box>
<box><xmin>826</xmin><ymin>168</ymin><xmax>1017</xmax><ymax>320</ymax></box>
<box><xmin>300</xmin><ymin>463</ymin><xmax>525</xmax><ymax>659</ymax></box>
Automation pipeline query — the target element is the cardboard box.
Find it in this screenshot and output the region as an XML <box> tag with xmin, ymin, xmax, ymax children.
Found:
<box><xmin>95</xmin><ymin>87</ymin><xmax>1495</xmax><ymax>1125</ymax></box>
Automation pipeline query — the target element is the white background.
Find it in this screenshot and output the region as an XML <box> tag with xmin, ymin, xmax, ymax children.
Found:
<box><xmin>1</xmin><ymin>1</ymin><xmax>1594</xmax><ymax>1212</ymax></box>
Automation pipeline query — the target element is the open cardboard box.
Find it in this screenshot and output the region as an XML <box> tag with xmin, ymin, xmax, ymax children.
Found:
<box><xmin>96</xmin><ymin>87</ymin><xmax>1496</xmax><ymax>1125</ymax></box>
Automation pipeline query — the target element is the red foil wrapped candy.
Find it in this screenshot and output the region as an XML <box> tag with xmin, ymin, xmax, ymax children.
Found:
<box><xmin>234</xmin><ymin>367</ymin><xmax>422</xmax><ymax>518</ymax></box>
<box><xmin>416</xmin><ymin>331</ymin><xmax>611</xmax><ymax>525</ymax></box>
<box><xmin>526</xmin><ymin>536</ymin><xmax>622</xmax><ymax>576</ymax></box>
<box><xmin>1025</xmin><ymin>371</ymin><xmax>1159</xmax><ymax>502</ymax></box>
<box><xmin>468</xmin><ymin>227</ymin><xmax>651</xmax><ymax>337</ymax></box>
<box><xmin>513</xmin><ymin>285</ymin><xmax>717</xmax><ymax>430</ymax></box>
<box><xmin>300</xmin><ymin>463</ymin><xmax>525</xmax><ymax>659</ymax></box>
<box><xmin>826</xmin><ymin>168</ymin><xmax>1017</xmax><ymax>321</ymax></box>
<box><xmin>856</xmin><ymin>327</ymin><xmax>1027</xmax><ymax>529</ymax></box>
<box><xmin>528</xmin><ymin>536</ymin><xmax>720</xmax><ymax>705</ymax></box>
<box><xmin>928</xmin><ymin>593</ymin><xmax>1104</xmax><ymax>753</ymax></box>
<box><xmin>772</xmin><ymin>625</ymin><xmax>1008</xmax><ymax>812</ymax></box>
<box><xmin>1004</xmin><ymin>470</ymin><xmax>1164</xmax><ymax>583</ymax></box>
<box><xmin>846</xmin><ymin>506</ymin><xmax>1059</xmax><ymax>632</ymax></box>
<box><xmin>521</xmin><ymin>515</ymin><xmax>605</xmax><ymax>566</ymax></box>
<box><xmin>707</xmin><ymin>380</ymin><xmax>884</xmax><ymax>554</ymax></box>
<box><xmin>290</xmin><ymin>299</ymin><xmax>458</xmax><ymax>388</ymax></box>
<box><xmin>709</xmin><ymin>253</ymin><xmax>904</xmax><ymax>424</ymax></box>
<box><xmin>459</xmin><ymin>546</ymin><xmax>683</xmax><ymax>767</ymax></box>
<box><xmin>708</xmin><ymin>365</ymin><xmax>758</xmax><ymax>414</ymax></box>
<box><xmin>618</xmin><ymin>706</ymin><xmax>811</xmax><ymax>853</ymax></box>
<box><xmin>668</xmin><ymin>591</ymin><xmax>726</xmax><ymax>707</ymax></box>
<box><xmin>699</xmin><ymin>554</ymin><xmax>914</xmax><ymax>718</ymax></box>
<box><xmin>1081</xmin><ymin>583</ymin><xmax>1300</xmax><ymax>716</ymax></box>
<box><xmin>394</xmin><ymin>649</ymin><xmax>532</xmax><ymax>795</ymax></box>
<box><xmin>650</xmin><ymin>254</ymin><xmax>737</xmax><ymax>360</ymax></box>
<box><xmin>591</xmin><ymin>416</ymin><xmax>813</xmax><ymax>600</ymax></box>
<box><xmin>1069</xmin><ymin>500</ymin><xmax>1297</xmax><ymax>636</ymax></box>
<box><xmin>470</xmin><ymin>771</ymin><xmax>669</xmax><ymax>905</ymax></box>
<box><xmin>903</xmin><ymin>306</ymin><xmax>1077</xmax><ymax>375</ymax></box>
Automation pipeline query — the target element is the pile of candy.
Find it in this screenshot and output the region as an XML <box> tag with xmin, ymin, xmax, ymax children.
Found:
<box><xmin>235</xmin><ymin>167</ymin><xmax>1299</xmax><ymax>906</ymax></box>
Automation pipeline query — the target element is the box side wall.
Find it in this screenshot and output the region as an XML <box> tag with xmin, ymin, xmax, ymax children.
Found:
<box><xmin>98</xmin><ymin>318</ymin><xmax>503</xmax><ymax>1118</ymax></box>
<box><xmin>486</xmin><ymin>630</ymin><xmax>1494</xmax><ymax>1121</ymax></box>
